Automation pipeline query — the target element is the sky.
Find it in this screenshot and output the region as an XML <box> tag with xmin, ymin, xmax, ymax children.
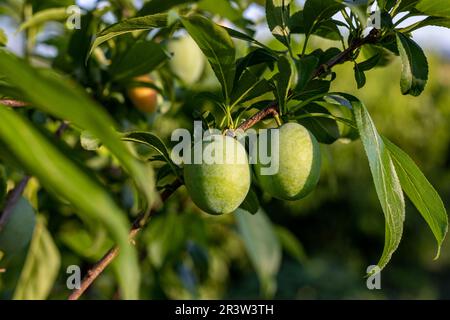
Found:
<box><xmin>1</xmin><ymin>0</ymin><xmax>450</xmax><ymax>57</ymax></box>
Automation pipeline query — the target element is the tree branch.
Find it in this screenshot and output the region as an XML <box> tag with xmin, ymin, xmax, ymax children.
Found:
<box><xmin>0</xmin><ymin>100</ymin><xmax>29</xmax><ymax>108</ymax></box>
<box><xmin>237</xmin><ymin>103</ymin><xmax>279</xmax><ymax>132</ymax></box>
<box><xmin>234</xmin><ymin>28</ymin><xmax>382</xmax><ymax>128</ymax></box>
<box><xmin>311</xmin><ymin>28</ymin><xmax>381</xmax><ymax>79</ymax></box>
<box><xmin>67</xmin><ymin>28</ymin><xmax>383</xmax><ymax>300</ymax></box>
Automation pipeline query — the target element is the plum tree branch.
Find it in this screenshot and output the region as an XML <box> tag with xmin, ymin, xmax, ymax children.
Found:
<box><xmin>236</xmin><ymin>28</ymin><xmax>382</xmax><ymax>127</ymax></box>
<box><xmin>67</xmin><ymin>28</ymin><xmax>383</xmax><ymax>300</ymax></box>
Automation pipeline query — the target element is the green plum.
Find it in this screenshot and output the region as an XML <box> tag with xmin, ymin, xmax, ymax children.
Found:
<box><xmin>184</xmin><ymin>135</ymin><xmax>251</xmax><ymax>215</ymax></box>
<box><xmin>168</xmin><ymin>35</ymin><xmax>205</xmax><ymax>85</ymax></box>
<box><xmin>254</xmin><ymin>122</ymin><xmax>321</xmax><ymax>200</ymax></box>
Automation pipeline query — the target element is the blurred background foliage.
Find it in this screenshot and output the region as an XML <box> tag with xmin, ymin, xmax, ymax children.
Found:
<box><xmin>0</xmin><ymin>0</ymin><xmax>449</xmax><ymax>299</ymax></box>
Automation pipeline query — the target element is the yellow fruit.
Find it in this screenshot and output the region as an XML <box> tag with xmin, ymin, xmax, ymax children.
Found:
<box><xmin>127</xmin><ymin>75</ymin><xmax>158</xmax><ymax>113</ymax></box>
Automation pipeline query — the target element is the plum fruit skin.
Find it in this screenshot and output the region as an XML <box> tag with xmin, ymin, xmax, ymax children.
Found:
<box><xmin>168</xmin><ymin>35</ymin><xmax>205</xmax><ymax>85</ymax></box>
<box><xmin>254</xmin><ymin>122</ymin><xmax>321</xmax><ymax>201</ymax></box>
<box><xmin>184</xmin><ymin>135</ymin><xmax>251</xmax><ymax>215</ymax></box>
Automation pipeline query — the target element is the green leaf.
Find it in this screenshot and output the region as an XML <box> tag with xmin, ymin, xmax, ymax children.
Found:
<box><xmin>18</xmin><ymin>7</ymin><xmax>69</xmax><ymax>32</ymax></box>
<box><xmin>0</xmin><ymin>197</ymin><xmax>36</xmax><ymax>257</ymax></box>
<box><xmin>377</xmin><ymin>0</ymin><xmax>397</xmax><ymax>11</ymax></box>
<box><xmin>290</xmin><ymin>11</ymin><xmax>344</xmax><ymax>40</ymax></box>
<box><xmin>12</xmin><ymin>216</ymin><xmax>60</xmax><ymax>300</ymax></box>
<box><xmin>231</xmin><ymin>70</ymin><xmax>272</xmax><ymax>107</ymax></box>
<box><xmin>274</xmin><ymin>225</ymin><xmax>307</xmax><ymax>264</ymax></box>
<box><xmin>0</xmin><ymin>50</ymin><xmax>155</xmax><ymax>212</ymax></box>
<box><xmin>416</xmin><ymin>0</ymin><xmax>450</xmax><ymax>18</ymax></box>
<box><xmin>224</xmin><ymin>27</ymin><xmax>273</xmax><ymax>52</ymax></box>
<box><xmin>358</xmin><ymin>53</ymin><xmax>382</xmax><ymax>71</ymax></box>
<box><xmin>235</xmin><ymin>208</ymin><xmax>281</xmax><ymax>298</ymax></box>
<box><xmin>295</xmin><ymin>55</ymin><xmax>319</xmax><ymax>92</ymax></box>
<box><xmin>303</xmin><ymin>0</ymin><xmax>344</xmax><ymax>34</ymax></box>
<box><xmin>89</xmin><ymin>13</ymin><xmax>168</xmax><ymax>57</ymax></box>
<box><xmin>273</xmin><ymin>56</ymin><xmax>292</xmax><ymax>114</ymax></box>
<box><xmin>110</xmin><ymin>40</ymin><xmax>168</xmax><ymax>81</ymax></box>
<box><xmin>80</xmin><ymin>131</ymin><xmax>101</xmax><ymax>151</ymax></box>
<box><xmin>266</xmin><ymin>0</ymin><xmax>291</xmax><ymax>47</ymax></box>
<box><xmin>294</xmin><ymin>103</ymin><xmax>340</xmax><ymax>144</ymax></box>
<box><xmin>58</xmin><ymin>225</ymin><xmax>112</xmax><ymax>261</ymax></box>
<box><xmin>354</xmin><ymin>62</ymin><xmax>366</xmax><ymax>89</ymax></box>
<box><xmin>397</xmin><ymin>0</ymin><xmax>420</xmax><ymax>13</ymax></box>
<box><xmin>383</xmin><ymin>137</ymin><xmax>448</xmax><ymax>259</ymax></box>
<box><xmin>0</xmin><ymin>29</ymin><xmax>7</xmax><ymax>47</ymax></box>
<box><xmin>235</xmin><ymin>48</ymin><xmax>278</xmax><ymax>81</ymax></box>
<box><xmin>180</xmin><ymin>15</ymin><xmax>236</xmax><ymax>103</ymax></box>
<box><xmin>349</xmin><ymin>95</ymin><xmax>405</xmax><ymax>272</ymax></box>
<box><xmin>238</xmin><ymin>188</ymin><xmax>260</xmax><ymax>215</ymax></box>
<box><xmin>122</xmin><ymin>131</ymin><xmax>178</xmax><ymax>176</ymax></box>
<box><xmin>0</xmin><ymin>105</ymin><xmax>140</xmax><ymax>299</ymax></box>
<box><xmin>138</xmin><ymin>0</ymin><xmax>197</xmax><ymax>16</ymax></box>
<box><xmin>197</xmin><ymin>0</ymin><xmax>240</xmax><ymax>21</ymax></box>
<box><xmin>396</xmin><ymin>32</ymin><xmax>428</xmax><ymax>96</ymax></box>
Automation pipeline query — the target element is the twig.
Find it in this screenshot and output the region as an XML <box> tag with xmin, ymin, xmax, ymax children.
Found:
<box><xmin>238</xmin><ymin>104</ymin><xmax>280</xmax><ymax>132</ymax></box>
<box><xmin>311</xmin><ymin>28</ymin><xmax>381</xmax><ymax>79</ymax></box>
<box><xmin>67</xmin><ymin>28</ymin><xmax>384</xmax><ymax>300</ymax></box>
<box><xmin>232</xmin><ymin>29</ymin><xmax>382</xmax><ymax>130</ymax></box>
<box><xmin>68</xmin><ymin>179</ymin><xmax>182</xmax><ymax>300</ymax></box>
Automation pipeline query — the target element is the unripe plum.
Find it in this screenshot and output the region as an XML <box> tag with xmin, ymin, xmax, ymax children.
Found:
<box><xmin>184</xmin><ymin>135</ymin><xmax>251</xmax><ymax>215</ymax></box>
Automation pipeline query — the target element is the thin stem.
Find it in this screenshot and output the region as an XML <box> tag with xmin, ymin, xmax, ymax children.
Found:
<box><xmin>393</xmin><ymin>13</ymin><xmax>413</xmax><ymax>28</ymax></box>
<box><xmin>292</xmin><ymin>113</ymin><xmax>357</xmax><ymax>129</ymax></box>
<box><xmin>390</xmin><ymin>0</ymin><xmax>402</xmax><ymax>17</ymax></box>
<box><xmin>301</xmin><ymin>34</ymin><xmax>310</xmax><ymax>57</ymax></box>
<box><xmin>341</xmin><ymin>9</ymin><xmax>354</xmax><ymax>32</ymax></box>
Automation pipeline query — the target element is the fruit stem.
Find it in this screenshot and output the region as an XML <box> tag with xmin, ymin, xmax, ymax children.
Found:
<box><xmin>274</xmin><ymin>113</ymin><xmax>283</xmax><ymax>127</ymax></box>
